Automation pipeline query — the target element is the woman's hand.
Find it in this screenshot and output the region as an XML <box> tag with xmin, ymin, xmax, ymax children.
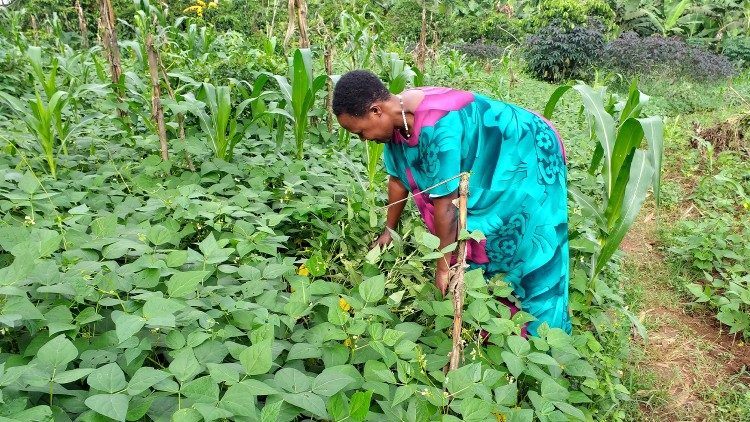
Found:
<box><xmin>435</xmin><ymin>268</ymin><xmax>450</xmax><ymax>296</ymax></box>
<box><xmin>370</xmin><ymin>229</ymin><xmax>393</xmax><ymax>249</ymax></box>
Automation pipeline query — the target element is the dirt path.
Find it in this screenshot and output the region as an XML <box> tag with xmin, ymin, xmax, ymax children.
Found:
<box><xmin>621</xmin><ymin>209</ymin><xmax>750</xmax><ymax>421</ymax></box>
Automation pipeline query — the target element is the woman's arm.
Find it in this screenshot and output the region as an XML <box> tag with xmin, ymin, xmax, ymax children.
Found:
<box><xmin>432</xmin><ymin>190</ymin><xmax>459</xmax><ymax>295</ymax></box>
<box><xmin>372</xmin><ymin>176</ymin><xmax>409</xmax><ymax>248</ymax></box>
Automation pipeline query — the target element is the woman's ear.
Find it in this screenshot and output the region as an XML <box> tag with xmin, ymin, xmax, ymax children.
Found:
<box><xmin>369</xmin><ymin>104</ymin><xmax>383</xmax><ymax>117</ymax></box>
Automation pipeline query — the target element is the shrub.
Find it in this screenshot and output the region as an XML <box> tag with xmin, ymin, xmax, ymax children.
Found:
<box><xmin>441</xmin><ymin>13</ymin><xmax>525</xmax><ymax>45</ymax></box>
<box><xmin>603</xmin><ymin>32</ymin><xmax>737</xmax><ymax>81</ymax></box>
<box><xmin>530</xmin><ymin>0</ymin><xmax>616</xmax><ymax>33</ymax></box>
<box><xmin>524</xmin><ymin>20</ymin><xmax>606</xmax><ymax>82</ymax></box>
<box><xmin>722</xmin><ymin>35</ymin><xmax>750</xmax><ymax>68</ymax></box>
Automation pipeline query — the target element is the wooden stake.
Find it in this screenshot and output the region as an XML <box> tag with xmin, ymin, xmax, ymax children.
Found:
<box><xmin>449</xmin><ymin>172</ymin><xmax>470</xmax><ymax>371</ymax></box>
<box><xmin>146</xmin><ymin>34</ymin><xmax>169</xmax><ymax>161</ymax></box>
<box><xmin>295</xmin><ymin>0</ymin><xmax>309</xmax><ymax>48</ymax></box>
<box><xmin>75</xmin><ymin>0</ymin><xmax>88</xmax><ymax>48</ymax></box>
<box><xmin>30</xmin><ymin>15</ymin><xmax>39</xmax><ymax>44</ymax></box>
<box><xmin>158</xmin><ymin>46</ymin><xmax>196</xmax><ymax>171</ymax></box>
<box><xmin>99</xmin><ymin>0</ymin><xmax>122</xmax><ymax>89</ymax></box>
<box><xmin>416</xmin><ymin>0</ymin><xmax>427</xmax><ymax>73</ymax></box>
<box><xmin>324</xmin><ymin>41</ymin><xmax>334</xmax><ymax>132</ymax></box>
<box><xmin>283</xmin><ymin>0</ymin><xmax>295</xmax><ymax>48</ymax></box>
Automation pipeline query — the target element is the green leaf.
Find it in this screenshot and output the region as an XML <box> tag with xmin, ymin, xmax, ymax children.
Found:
<box><xmin>182</xmin><ymin>375</ymin><xmax>219</xmax><ymax>403</ymax></box>
<box><xmin>494</xmin><ymin>382</ymin><xmax>518</xmax><ymax>406</ymax></box>
<box><xmin>36</xmin><ymin>335</ymin><xmax>77</xmax><ymax>372</ymax></box>
<box><xmin>127</xmin><ymin>367</ymin><xmax>170</xmax><ymax>395</ymax></box>
<box><xmin>553</xmin><ymin>401</ymin><xmax>586</xmax><ymax>420</ymax></box>
<box><xmin>468</xmin><ymin>299</ymin><xmax>490</xmax><ymax>323</ymax></box>
<box><xmin>18</xmin><ymin>170</ymin><xmax>39</xmax><ymax>194</ymax></box>
<box><xmin>573</xmin><ymin>84</ymin><xmax>617</xmax><ymax>194</ymax></box>
<box><xmin>527</xmin><ymin>352</ymin><xmax>559</xmax><ymax>367</ymax></box>
<box><xmin>393</xmin><ymin>384</ymin><xmax>418</xmax><ymax>406</ymax></box>
<box><xmin>283</xmin><ymin>391</ymin><xmax>328</xmax><ymax>419</ymax></box>
<box><xmin>506</xmin><ymin>336</ymin><xmax>530</xmax><ymax>356</ymax></box>
<box><xmin>543</xmin><ymin>84</ymin><xmax>573</xmax><ymax>120</ymax></box>
<box><xmin>110</xmin><ymin>311</ymin><xmax>145</xmax><ymax>343</ymax></box>
<box><xmin>207</xmin><ymin>362</ymin><xmax>240</xmax><ymax>385</ymax></box>
<box><xmin>260</xmin><ymin>400</ymin><xmax>283</xmax><ymax>422</ymax></box>
<box><xmin>501</xmin><ymin>351</ymin><xmax>524</xmax><ymax>378</ymax></box>
<box><xmin>312</xmin><ymin>370</ymin><xmax>353</xmax><ymax>396</ymax></box>
<box><xmin>287</xmin><ymin>342</ymin><xmax>322</xmax><ymax>360</ymax></box>
<box><xmin>146</xmin><ymin>225</ymin><xmax>172</xmax><ymax>246</ymax></box>
<box><xmin>168</xmin><ymin>347</ymin><xmax>201</xmax><ymax>383</ymax></box>
<box><xmin>166</xmin><ymin>270</ymin><xmax>211</xmax><ymax>298</ymax></box>
<box><xmin>171</xmin><ymin>408</ymin><xmax>202</xmax><ymax>422</ymax></box>
<box><xmin>349</xmin><ymin>390</ymin><xmax>372</xmax><ymax>422</ymax></box>
<box><xmin>327</xmin><ymin>392</ymin><xmax>348</xmax><ymax>420</ymax></box>
<box><xmin>53</xmin><ymin>367</ymin><xmax>93</xmax><ymax>384</ymax></box>
<box><xmin>240</xmin><ymin>341</ymin><xmax>273</xmax><ymax>375</ymax></box>
<box><xmin>359</xmin><ymin>274</ymin><xmax>385</xmax><ymax>303</ymax></box>
<box><xmin>638</xmin><ymin>116</ymin><xmax>664</xmax><ymax>205</ymax></box>
<box><xmin>364</xmin><ymin>360</ymin><xmax>397</xmax><ymax>384</ymax></box>
<box><xmin>87</xmin><ymin>363</ymin><xmax>127</xmax><ymax>393</ymax></box>
<box><xmin>595</xmin><ymin>150</ymin><xmax>653</xmax><ymax>275</ymax></box>
<box><xmin>275</xmin><ymin>367</ymin><xmax>312</xmax><ymax>393</ymax></box>
<box><xmin>84</xmin><ymin>393</ymin><xmax>129</xmax><ymax>422</ymax></box>
<box><xmin>460</xmin><ymin>397</ymin><xmax>493</xmax><ymax>421</ymax></box>
<box><xmin>541</xmin><ymin>378</ymin><xmax>569</xmax><ymax>401</ymax></box>
<box><xmin>166</xmin><ymin>250</ymin><xmax>188</xmax><ymax>267</ymax></box>
<box><xmin>305</xmin><ymin>253</ymin><xmax>327</xmax><ymax>277</ymax></box>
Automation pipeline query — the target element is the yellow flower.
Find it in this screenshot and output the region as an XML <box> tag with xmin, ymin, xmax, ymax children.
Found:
<box><xmin>196</xmin><ymin>0</ymin><xmax>206</xmax><ymax>6</ymax></box>
<box><xmin>183</xmin><ymin>5</ymin><xmax>201</xmax><ymax>14</ymax></box>
<box><xmin>208</xmin><ymin>1</ymin><xmax>218</xmax><ymax>8</ymax></box>
<box><xmin>297</xmin><ymin>264</ymin><xmax>309</xmax><ymax>276</ymax></box>
<box><xmin>343</xmin><ymin>337</ymin><xmax>354</xmax><ymax>348</ymax></box>
<box><xmin>338</xmin><ymin>297</ymin><xmax>351</xmax><ymax>312</ymax></box>
<box><xmin>494</xmin><ymin>413</ymin><xmax>507</xmax><ymax>422</ymax></box>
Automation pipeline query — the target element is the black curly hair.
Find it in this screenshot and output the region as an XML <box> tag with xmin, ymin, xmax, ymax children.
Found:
<box><xmin>332</xmin><ymin>70</ymin><xmax>391</xmax><ymax>117</ymax></box>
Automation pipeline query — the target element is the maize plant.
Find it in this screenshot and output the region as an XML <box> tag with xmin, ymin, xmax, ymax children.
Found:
<box><xmin>273</xmin><ymin>48</ymin><xmax>327</xmax><ymax>160</ymax></box>
<box><xmin>545</xmin><ymin>80</ymin><xmax>664</xmax><ymax>289</ymax></box>
<box><xmin>0</xmin><ymin>90</ymin><xmax>69</xmax><ymax>178</ymax></box>
<box><xmin>182</xmin><ymin>82</ymin><xmax>256</xmax><ymax>161</ymax></box>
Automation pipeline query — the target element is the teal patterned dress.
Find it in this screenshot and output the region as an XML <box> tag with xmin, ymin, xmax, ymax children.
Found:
<box><xmin>383</xmin><ymin>87</ymin><xmax>571</xmax><ymax>335</ymax></box>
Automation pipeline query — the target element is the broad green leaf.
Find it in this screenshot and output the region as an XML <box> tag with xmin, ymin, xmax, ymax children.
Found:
<box><xmin>349</xmin><ymin>390</ymin><xmax>372</xmax><ymax>422</ymax></box>
<box><xmin>127</xmin><ymin>367</ymin><xmax>170</xmax><ymax>395</ymax></box>
<box><xmin>282</xmin><ymin>391</ymin><xmax>328</xmax><ymax>419</ymax></box>
<box><xmin>36</xmin><ymin>335</ymin><xmax>77</xmax><ymax>372</ymax></box>
<box><xmin>275</xmin><ymin>367</ymin><xmax>312</xmax><ymax>393</ymax></box>
<box><xmin>110</xmin><ymin>311</ymin><xmax>145</xmax><ymax>343</ymax></box>
<box><xmin>494</xmin><ymin>382</ymin><xmax>518</xmax><ymax>406</ymax></box>
<box><xmin>595</xmin><ymin>151</ymin><xmax>653</xmax><ymax>275</ymax></box>
<box><xmin>207</xmin><ymin>362</ymin><xmax>240</xmax><ymax>385</ymax></box>
<box><xmin>393</xmin><ymin>384</ymin><xmax>418</xmax><ymax>406</ymax></box>
<box><xmin>527</xmin><ymin>352</ymin><xmax>559</xmax><ymax>367</ymax></box>
<box><xmin>305</xmin><ymin>253</ymin><xmax>327</xmax><ymax>277</ymax></box>
<box><xmin>573</xmin><ymin>84</ymin><xmax>617</xmax><ymax>194</ymax></box>
<box><xmin>638</xmin><ymin>116</ymin><xmax>664</xmax><ymax>205</ymax></box>
<box><xmin>84</xmin><ymin>393</ymin><xmax>129</xmax><ymax>422</ymax></box>
<box><xmin>541</xmin><ymin>378</ymin><xmax>569</xmax><ymax>401</ymax></box>
<box><xmin>327</xmin><ymin>392</ymin><xmax>348</xmax><ymax>420</ymax></box>
<box><xmin>506</xmin><ymin>335</ymin><xmax>530</xmax><ymax>356</ymax></box>
<box><xmin>171</xmin><ymin>408</ymin><xmax>202</xmax><ymax>422</ymax></box>
<box><xmin>168</xmin><ymin>347</ymin><xmax>201</xmax><ymax>382</ymax></box>
<box><xmin>54</xmin><ymin>368</ymin><xmax>93</xmax><ymax>384</ymax></box>
<box><xmin>460</xmin><ymin>397</ymin><xmax>493</xmax><ymax>421</ymax></box>
<box><xmin>312</xmin><ymin>370</ymin><xmax>353</xmax><ymax>396</ymax></box>
<box><xmin>260</xmin><ymin>400</ymin><xmax>283</xmax><ymax>422</ymax></box>
<box><xmin>87</xmin><ymin>363</ymin><xmax>127</xmax><ymax>393</ymax></box>
<box><xmin>146</xmin><ymin>225</ymin><xmax>172</xmax><ymax>246</ymax></box>
<box><xmin>359</xmin><ymin>274</ymin><xmax>385</xmax><ymax>303</ymax></box>
<box><xmin>240</xmin><ymin>341</ymin><xmax>273</xmax><ymax>375</ymax></box>
<box><xmin>500</xmin><ymin>351</ymin><xmax>524</xmax><ymax>378</ymax></box>
<box><xmin>363</xmin><ymin>360</ymin><xmax>396</xmax><ymax>384</ymax></box>
<box><xmin>287</xmin><ymin>342</ymin><xmax>322</xmax><ymax>361</ymax></box>
<box><xmin>181</xmin><ymin>375</ymin><xmax>219</xmax><ymax>403</ymax></box>
<box><xmin>553</xmin><ymin>401</ymin><xmax>586</xmax><ymax>420</ymax></box>
<box><xmin>542</xmin><ymin>84</ymin><xmax>573</xmax><ymax>120</ymax></box>
<box><xmin>166</xmin><ymin>270</ymin><xmax>211</xmax><ymax>298</ymax></box>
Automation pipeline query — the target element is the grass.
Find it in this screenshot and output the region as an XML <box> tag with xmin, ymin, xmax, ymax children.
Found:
<box><xmin>616</xmin><ymin>69</ymin><xmax>750</xmax><ymax>420</ymax></box>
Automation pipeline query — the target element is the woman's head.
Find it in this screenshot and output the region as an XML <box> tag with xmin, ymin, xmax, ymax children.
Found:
<box><xmin>333</xmin><ymin>70</ymin><xmax>396</xmax><ymax>142</ymax></box>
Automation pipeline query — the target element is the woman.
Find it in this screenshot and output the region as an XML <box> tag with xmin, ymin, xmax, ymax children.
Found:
<box><xmin>333</xmin><ymin>70</ymin><xmax>571</xmax><ymax>336</ymax></box>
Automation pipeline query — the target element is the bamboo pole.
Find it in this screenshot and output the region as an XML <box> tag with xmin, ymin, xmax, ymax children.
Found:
<box><xmin>146</xmin><ymin>34</ymin><xmax>169</xmax><ymax>161</ymax></box>
<box><xmin>99</xmin><ymin>0</ymin><xmax>122</xmax><ymax>89</ymax></box>
<box><xmin>449</xmin><ymin>172</ymin><xmax>470</xmax><ymax>371</ymax></box>
<box><xmin>324</xmin><ymin>40</ymin><xmax>334</xmax><ymax>133</ymax></box>
<box><xmin>283</xmin><ymin>0</ymin><xmax>295</xmax><ymax>48</ymax></box>
<box><xmin>75</xmin><ymin>0</ymin><xmax>88</xmax><ymax>48</ymax></box>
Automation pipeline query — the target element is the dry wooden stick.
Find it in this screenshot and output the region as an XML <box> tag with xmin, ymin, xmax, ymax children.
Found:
<box><xmin>75</xmin><ymin>0</ymin><xmax>88</xmax><ymax>48</ymax></box>
<box><xmin>157</xmin><ymin>38</ymin><xmax>196</xmax><ymax>171</ymax></box>
<box><xmin>146</xmin><ymin>34</ymin><xmax>169</xmax><ymax>161</ymax></box>
<box><xmin>448</xmin><ymin>172</ymin><xmax>470</xmax><ymax>371</ymax></box>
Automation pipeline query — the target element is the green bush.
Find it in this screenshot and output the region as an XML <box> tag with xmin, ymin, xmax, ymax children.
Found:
<box><xmin>530</xmin><ymin>0</ymin><xmax>616</xmax><ymax>33</ymax></box>
<box><xmin>442</xmin><ymin>13</ymin><xmax>525</xmax><ymax>45</ymax></box>
<box><xmin>524</xmin><ymin>20</ymin><xmax>606</xmax><ymax>82</ymax></box>
<box><xmin>722</xmin><ymin>35</ymin><xmax>750</xmax><ymax>67</ymax></box>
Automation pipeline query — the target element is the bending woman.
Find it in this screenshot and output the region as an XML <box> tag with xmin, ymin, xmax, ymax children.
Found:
<box><xmin>333</xmin><ymin>70</ymin><xmax>571</xmax><ymax>336</ymax></box>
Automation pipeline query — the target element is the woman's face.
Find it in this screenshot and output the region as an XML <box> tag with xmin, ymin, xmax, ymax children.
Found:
<box><xmin>337</xmin><ymin>106</ymin><xmax>394</xmax><ymax>143</ymax></box>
